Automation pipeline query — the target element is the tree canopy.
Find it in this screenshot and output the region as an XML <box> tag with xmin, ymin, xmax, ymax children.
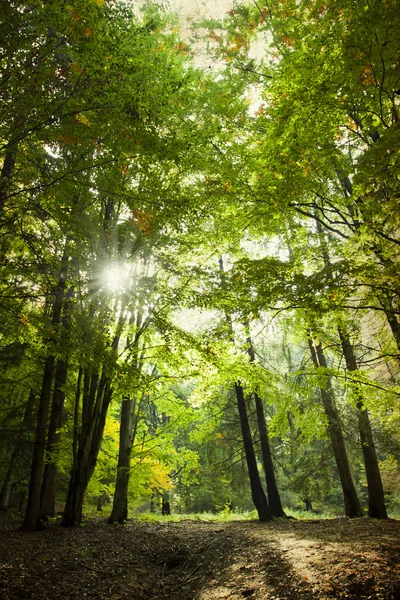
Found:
<box><xmin>0</xmin><ymin>0</ymin><xmax>399</xmax><ymax>528</ymax></box>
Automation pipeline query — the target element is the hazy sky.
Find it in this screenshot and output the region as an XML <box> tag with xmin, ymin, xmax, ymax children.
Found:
<box><xmin>164</xmin><ymin>0</ymin><xmax>237</xmax><ymax>67</ymax></box>
<box><xmin>167</xmin><ymin>0</ymin><xmax>235</xmax><ymax>21</ymax></box>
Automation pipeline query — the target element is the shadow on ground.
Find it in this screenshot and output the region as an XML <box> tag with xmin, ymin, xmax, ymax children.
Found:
<box><xmin>0</xmin><ymin>515</ymin><xmax>399</xmax><ymax>599</ymax></box>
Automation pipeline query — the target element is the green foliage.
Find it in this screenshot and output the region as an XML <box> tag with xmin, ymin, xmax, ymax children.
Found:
<box><xmin>0</xmin><ymin>0</ymin><xmax>399</xmax><ymax>524</ymax></box>
<box><xmin>135</xmin><ymin>510</ymin><xmax>258</xmax><ymax>523</ymax></box>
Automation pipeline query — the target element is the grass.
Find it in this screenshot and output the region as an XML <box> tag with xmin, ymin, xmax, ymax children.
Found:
<box><xmin>82</xmin><ymin>501</ymin><xmax>355</xmax><ymax>524</ymax></box>
<box><xmin>134</xmin><ymin>510</ymin><xmax>259</xmax><ymax>524</ymax></box>
<box><xmin>284</xmin><ymin>507</ymin><xmax>340</xmax><ymax>520</ymax></box>
<box><xmin>134</xmin><ymin>506</ymin><xmax>346</xmax><ymax>523</ymax></box>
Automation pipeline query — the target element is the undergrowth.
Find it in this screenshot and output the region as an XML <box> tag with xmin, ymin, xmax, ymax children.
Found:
<box><xmin>134</xmin><ymin>507</ymin><xmax>344</xmax><ymax>523</ymax></box>
<box><xmin>135</xmin><ymin>510</ymin><xmax>258</xmax><ymax>523</ymax></box>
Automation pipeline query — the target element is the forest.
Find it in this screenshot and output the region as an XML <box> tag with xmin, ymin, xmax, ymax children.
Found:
<box><xmin>1</xmin><ymin>0</ymin><xmax>400</xmax><ymax>547</ymax></box>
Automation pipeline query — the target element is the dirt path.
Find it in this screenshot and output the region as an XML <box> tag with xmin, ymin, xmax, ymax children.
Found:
<box><xmin>0</xmin><ymin>515</ymin><xmax>399</xmax><ymax>599</ymax></box>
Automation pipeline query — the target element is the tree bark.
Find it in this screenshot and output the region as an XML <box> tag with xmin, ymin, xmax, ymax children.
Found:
<box><xmin>234</xmin><ymin>383</ymin><xmax>272</xmax><ymax>521</ymax></box>
<box><xmin>39</xmin><ymin>283</ymin><xmax>74</xmax><ymax>520</ymax></box>
<box><xmin>0</xmin><ymin>148</ymin><xmax>16</xmax><ymax>214</ymax></box>
<box><xmin>162</xmin><ymin>491</ymin><xmax>171</xmax><ymax>515</ymax></box>
<box><xmin>217</xmin><ymin>257</ymin><xmax>271</xmax><ymax>521</ymax></box>
<box><xmin>0</xmin><ymin>391</ymin><xmax>35</xmax><ymax>512</ymax></box>
<box><xmin>338</xmin><ymin>328</ymin><xmax>387</xmax><ymax>518</ymax></box>
<box><xmin>39</xmin><ymin>358</ymin><xmax>68</xmax><ymax>519</ymax></box>
<box><xmin>62</xmin><ymin>374</ymin><xmax>112</xmax><ymax>527</ymax></box>
<box><xmin>381</xmin><ymin>306</ymin><xmax>400</xmax><ymax>357</ymax></box>
<box><xmin>308</xmin><ymin>339</ymin><xmax>363</xmax><ymax>518</ymax></box>
<box><xmin>253</xmin><ymin>391</ymin><xmax>285</xmax><ymax>517</ymax></box>
<box><xmin>108</xmin><ymin>398</ymin><xmax>135</xmax><ymax>524</ymax></box>
<box><xmin>245</xmin><ymin>326</ymin><xmax>285</xmax><ymax>517</ymax></box>
<box><xmin>22</xmin><ymin>246</ymin><xmax>69</xmax><ymax>531</ymax></box>
<box><xmin>22</xmin><ymin>357</ymin><xmax>55</xmax><ymax>530</ymax></box>
<box><xmin>109</xmin><ymin>309</ymin><xmax>146</xmax><ymax>524</ymax></box>
<box><xmin>62</xmin><ymin>311</ymin><xmax>125</xmax><ymax>527</ymax></box>
<box><xmin>304</xmin><ymin>498</ymin><xmax>313</xmax><ymax>511</ymax></box>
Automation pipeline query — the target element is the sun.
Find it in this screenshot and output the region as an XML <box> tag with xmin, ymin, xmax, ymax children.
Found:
<box><xmin>100</xmin><ymin>262</ymin><xmax>131</xmax><ymax>294</ymax></box>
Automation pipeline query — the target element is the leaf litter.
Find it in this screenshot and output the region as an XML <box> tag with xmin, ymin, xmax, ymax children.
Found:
<box><xmin>0</xmin><ymin>514</ymin><xmax>399</xmax><ymax>599</ymax></box>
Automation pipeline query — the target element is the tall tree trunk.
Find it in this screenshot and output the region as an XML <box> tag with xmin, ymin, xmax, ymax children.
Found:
<box><xmin>109</xmin><ymin>308</ymin><xmax>147</xmax><ymax>525</ymax></box>
<box><xmin>0</xmin><ymin>391</ymin><xmax>35</xmax><ymax>512</ymax></box>
<box><xmin>62</xmin><ymin>312</ymin><xmax>125</xmax><ymax>527</ymax></box>
<box><xmin>39</xmin><ymin>283</ymin><xmax>74</xmax><ymax>520</ymax></box>
<box><xmin>108</xmin><ymin>398</ymin><xmax>135</xmax><ymax>524</ymax></box>
<box><xmin>22</xmin><ymin>357</ymin><xmax>55</xmax><ymax>530</ymax></box>
<box><xmin>338</xmin><ymin>328</ymin><xmax>387</xmax><ymax>518</ymax></box>
<box><xmin>0</xmin><ymin>148</ymin><xmax>16</xmax><ymax>215</ymax></box>
<box><xmin>162</xmin><ymin>491</ymin><xmax>171</xmax><ymax>515</ymax></box>
<box><xmin>62</xmin><ymin>373</ymin><xmax>112</xmax><ymax>527</ymax></box>
<box><xmin>234</xmin><ymin>383</ymin><xmax>272</xmax><ymax>521</ymax></box>
<box><xmin>313</xmin><ymin>214</ymin><xmax>386</xmax><ymax>516</ymax></box>
<box><xmin>245</xmin><ymin>325</ymin><xmax>285</xmax><ymax>517</ymax></box>
<box><xmin>379</xmin><ymin>302</ymin><xmax>400</xmax><ymax>357</ymax></box>
<box><xmin>22</xmin><ymin>246</ymin><xmax>69</xmax><ymax>531</ymax></box>
<box><xmin>253</xmin><ymin>391</ymin><xmax>285</xmax><ymax>518</ymax></box>
<box><xmin>308</xmin><ymin>339</ymin><xmax>363</xmax><ymax>518</ymax></box>
<box><xmin>218</xmin><ymin>256</ymin><xmax>271</xmax><ymax>521</ymax></box>
<box><xmin>39</xmin><ymin>358</ymin><xmax>68</xmax><ymax>519</ymax></box>
<box><xmin>0</xmin><ymin>448</ymin><xmax>20</xmax><ymax>512</ymax></box>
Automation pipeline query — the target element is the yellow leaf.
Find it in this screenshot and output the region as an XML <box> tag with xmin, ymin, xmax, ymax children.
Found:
<box><xmin>20</xmin><ymin>314</ymin><xmax>30</xmax><ymax>327</ymax></box>
<box><xmin>76</xmin><ymin>113</ymin><xmax>91</xmax><ymax>126</ymax></box>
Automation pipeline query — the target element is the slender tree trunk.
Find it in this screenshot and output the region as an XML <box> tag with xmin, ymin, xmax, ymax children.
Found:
<box><xmin>39</xmin><ymin>358</ymin><xmax>68</xmax><ymax>519</ymax></box>
<box><xmin>338</xmin><ymin>328</ymin><xmax>387</xmax><ymax>518</ymax></box>
<box><xmin>62</xmin><ymin>311</ymin><xmax>125</xmax><ymax>527</ymax></box>
<box><xmin>308</xmin><ymin>339</ymin><xmax>363</xmax><ymax>518</ymax></box>
<box><xmin>61</xmin><ymin>368</ymin><xmax>100</xmax><ymax>527</ymax></box>
<box><xmin>381</xmin><ymin>306</ymin><xmax>400</xmax><ymax>356</ymax></box>
<box><xmin>22</xmin><ymin>356</ymin><xmax>55</xmax><ymax>530</ymax></box>
<box><xmin>162</xmin><ymin>491</ymin><xmax>171</xmax><ymax>515</ymax></box>
<box><xmin>0</xmin><ymin>448</ymin><xmax>20</xmax><ymax>512</ymax></box>
<box><xmin>62</xmin><ymin>375</ymin><xmax>112</xmax><ymax>527</ymax></box>
<box><xmin>109</xmin><ymin>308</ymin><xmax>146</xmax><ymax>524</ymax></box>
<box><xmin>0</xmin><ymin>391</ymin><xmax>35</xmax><ymax>512</ymax></box>
<box><xmin>253</xmin><ymin>391</ymin><xmax>285</xmax><ymax>517</ymax></box>
<box><xmin>245</xmin><ymin>325</ymin><xmax>285</xmax><ymax>517</ymax></box>
<box><xmin>108</xmin><ymin>398</ymin><xmax>135</xmax><ymax>524</ymax></box>
<box><xmin>234</xmin><ymin>383</ymin><xmax>272</xmax><ymax>521</ymax></box>
<box><xmin>39</xmin><ymin>284</ymin><xmax>73</xmax><ymax>519</ymax></box>
<box><xmin>313</xmin><ymin>214</ymin><xmax>386</xmax><ymax>516</ymax></box>
<box><xmin>22</xmin><ymin>246</ymin><xmax>69</xmax><ymax>530</ymax></box>
<box><xmin>218</xmin><ymin>257</ymin><xmax>271</xmax><ymax>521</ymax></box>
<box><xmin>304</xmin><ymin>498</ymin><xmax>313</xmax><ymax>511</ymax></box>
<box><xmin>0</xmin><ymin>148</ymin><xmax>16</xmax><ymax>214</ymax></box>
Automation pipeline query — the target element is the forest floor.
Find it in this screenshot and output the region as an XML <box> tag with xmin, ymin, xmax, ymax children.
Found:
<box><xmin>0</xmin><ymin>514</ymin><xmax>399</xmax><ymax>600</ymax></box>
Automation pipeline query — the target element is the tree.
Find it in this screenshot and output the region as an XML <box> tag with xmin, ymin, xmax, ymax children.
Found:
<box><xmin>0</xmin><ymin>0</ymin><xmax>226</xmax><ymax>529</ymax></box>
<box><xmin>308</xmin><ymin>338</ymin><xmax>362</xmax><ymax>517</ymax></box>
<box><xmin>338</xmin><ymin>327</ymin><xmax>387</xmax><ymax>518</ymax></box>
<box><xmin>245</xmin><ymin>322</ymin><xmax>285</xmax><ymax>517</ymax></box>
<box><xmin>1</xmin><ymin>0</ymin><xmax>399</xmax><ymax>528</ymax></box>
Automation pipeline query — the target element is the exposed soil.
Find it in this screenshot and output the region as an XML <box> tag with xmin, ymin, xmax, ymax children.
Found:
<box><xmin>0</xmin><ymin>514</ymin><xmax>399</xmax><ymax>600</ymax></box>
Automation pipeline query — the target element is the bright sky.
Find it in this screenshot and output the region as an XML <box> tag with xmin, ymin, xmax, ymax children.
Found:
<box><xmin>167</xmin><ymin>0</ymin><xmax>235</xmax><ymax>21</ymax></box>
<box><xmin>160</xmin><ymin>0</ymin><xmax>235</xmax><ymax>67</ymax></box>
